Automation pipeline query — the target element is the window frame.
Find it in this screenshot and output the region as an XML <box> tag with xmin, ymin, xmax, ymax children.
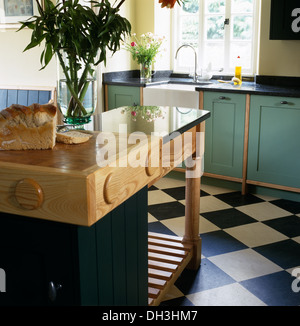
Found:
<box><xmin>171</xmin><ymin>0</ymin><xmax>260</xmax><ymax>77</ymax></box>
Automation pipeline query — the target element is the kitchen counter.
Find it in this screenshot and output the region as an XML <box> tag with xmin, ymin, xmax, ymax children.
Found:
<box><xmin>103</xmin><ymin>71</ymin><xmax>300</xmax><ymax>98</ymax></box>
<box><xmin>0</xmin><ymin>106</ymin><xmax>209</xmax><ymax>226</ymax></box>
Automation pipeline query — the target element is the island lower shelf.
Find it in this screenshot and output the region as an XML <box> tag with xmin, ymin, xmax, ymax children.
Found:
<box><xmin>147</xmin><ymin>232</ymin><xmax>193</xmax><ymax>306</ymax></box>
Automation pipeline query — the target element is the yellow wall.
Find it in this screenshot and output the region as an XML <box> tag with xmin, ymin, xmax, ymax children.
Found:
<box><xmin>134</xmin><ymin>0</ymin><xmax>155</xmax><ymax>35</ymax></box>
<box><xmin>258</xmin><ymin>0</ymin><xmax>300</xmax><ymax>76</ymax></box>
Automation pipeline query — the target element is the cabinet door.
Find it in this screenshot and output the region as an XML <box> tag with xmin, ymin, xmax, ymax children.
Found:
<box><xmin>107</xmin><ymin>85</ymin><xmax>140</xmax><ymax>110</ymax></box>
<box><xmin>0</xmin><ymin>214</ymin><xmax>80</xmax><ymax>306</ymax></box>
<box><xmin>247</xmin><ymin>95</ymin><xmax>300</xmax><ymax>189</ymax></box>
<box><xmin>203</xmin><ymin>91</ymin><xmax>246</xmax><ymax>178</ymax></box>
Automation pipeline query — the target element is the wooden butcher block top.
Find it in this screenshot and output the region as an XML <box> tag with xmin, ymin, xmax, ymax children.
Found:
<box><xmin>0</xmin><ymin>132</ymin><xmax>161</xmax><ymax>226</ymax></box>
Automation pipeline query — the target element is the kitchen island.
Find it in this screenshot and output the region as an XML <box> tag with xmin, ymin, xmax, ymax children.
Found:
<box><xmin>0</xmin><ymin>106</ymin><xmax>210</xmax><ymax>306</ymax></box>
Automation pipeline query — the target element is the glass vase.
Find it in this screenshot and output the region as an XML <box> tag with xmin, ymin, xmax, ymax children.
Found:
<box><xmin>140</xmin><ymin>61</ymin><xmax>152</xmax><ymax>83</ymax></box>
<box><xmin>56</xmin><ymin>50</ymin><xmax>97</xmax><ymax>127</ymax></box>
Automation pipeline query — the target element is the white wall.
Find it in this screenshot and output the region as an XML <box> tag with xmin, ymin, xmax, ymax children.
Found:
<box><xmin>0</xmin><ymin>29</ymin><xmax>56</xmax><ymax>87</ymax></box>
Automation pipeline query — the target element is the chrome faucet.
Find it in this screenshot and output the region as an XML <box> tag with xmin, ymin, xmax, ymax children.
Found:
<box><xmin>175</xmin><ymin>44</ymin><xmax>199</xmax><ymax>82</ymax></box>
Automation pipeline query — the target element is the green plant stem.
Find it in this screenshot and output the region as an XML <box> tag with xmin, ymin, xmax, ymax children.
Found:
<box><xmin>56</xmin><ymin>50</ymin><xmax>88</xmax><ymax>116</ymax></box>
<box><xmin>70</xmin><ymin>61</ymin><xmax>95</xmax><ymax>117</ymax></box>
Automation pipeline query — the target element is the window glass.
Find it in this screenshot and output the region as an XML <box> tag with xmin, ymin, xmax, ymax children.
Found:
<box><xmin>173</xmin><ymin>0</ymin><xmax>258</xmax><ymax>76</ymax></box>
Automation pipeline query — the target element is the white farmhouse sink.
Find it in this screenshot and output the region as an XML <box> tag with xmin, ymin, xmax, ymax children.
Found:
<box><xmin>143</xmin><ymin>83</ymin><xmax>200</xmax><ymax>109</ymax></box>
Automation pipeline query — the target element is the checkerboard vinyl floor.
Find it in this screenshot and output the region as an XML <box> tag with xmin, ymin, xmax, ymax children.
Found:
<box><xmin>147</xmin><ymin>176</ymin><xmax>300</xmax><ymax>306</ymax></box>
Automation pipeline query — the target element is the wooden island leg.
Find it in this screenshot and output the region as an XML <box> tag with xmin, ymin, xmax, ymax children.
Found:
<box><xmin>183</xmin><ymin>156</ymin><xmax>202</xmax><ymax>270</ymax></box>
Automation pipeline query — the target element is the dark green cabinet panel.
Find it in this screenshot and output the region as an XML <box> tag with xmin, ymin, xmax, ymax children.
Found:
<box><xmin>0</xmin><ymin>187</ymin><xmax>148</xmax><ymax>306</ymax></box>
<box><xmin>77</xmin><ymin>186</ymin><xmax>148</xmax><ymax>306</ymax></box>
<box><xmin>107</xmin><ymin>85</ymin><xmax>140</xmax><ymax>110</ymax></box>
<box><xmin>0</xmin><ymin>214</ymin><xmax>80</xmax><ymax>306</ymax></box>
<box><xmin>203</xmin><ymin>92</ymin><xmax>246</xmax><ymax>178</ymax></box>
<box><xmin>247</xmin><ymin>95</ymin><xmax>300</xmax><ymax>189</ymax></box>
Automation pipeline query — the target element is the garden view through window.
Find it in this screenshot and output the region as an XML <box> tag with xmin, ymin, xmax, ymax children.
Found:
<box><xmin>173</xmin><ymin>0</ymin><xmax>259</xmax><ymax>76</ymax></box>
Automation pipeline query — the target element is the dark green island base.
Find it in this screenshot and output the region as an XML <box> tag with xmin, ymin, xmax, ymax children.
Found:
<box><xmin>0</xmin><ymin>187</ymin><xmax>148</xmax><ymax>306</ymax></box>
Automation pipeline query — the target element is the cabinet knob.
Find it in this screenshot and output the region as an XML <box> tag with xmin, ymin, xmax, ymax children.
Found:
<box><xmin>48</xmin><ymin>282</ymin><xmax>62</xmax><ymax>302</ymax></box>
<box><xmin>15</xmin><ymin>178</ymin><xmax>43</xmax><ymax>210</ymax></box>
<box><xmin>218</xmin><ymin>96</ymin><xmax>226</xmax><ymax>100</ymax></box>
<box><xmin>280</xmin><ymin>101</ymin><xmax>288</xmax><ymax>104</ymax></box>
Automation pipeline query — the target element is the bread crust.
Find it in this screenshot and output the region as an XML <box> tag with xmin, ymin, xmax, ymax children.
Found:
<box><xmin>0</xmin><ymin>103</ymin><xmax>57</xmax><ymax>150</ymax></box>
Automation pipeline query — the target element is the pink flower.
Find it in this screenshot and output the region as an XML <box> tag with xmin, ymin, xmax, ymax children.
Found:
<box><xmin>131</xmin><ymin>42</ymin><xmax>136</xmax><ymax>47</ymax></box>
<box><xmin>131</xmin><ymin>110</ymin><xmax>137</xmax><ymax>116</ymax></box>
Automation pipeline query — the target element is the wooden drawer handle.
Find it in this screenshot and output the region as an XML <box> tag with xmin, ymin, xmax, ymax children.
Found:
<box><xmin>145</xmin><ymin>150</ymin><xmax>157</xmax><ymax>177</ymax></box>
<box><xmin>15</xmin><ymin>178</ymin><xmax>43</xmax><ymax>210</ymax></box>
<box><xmin>103</xmin><ymin>173</ymin><xmax>119</xmax><ymax>205</ymax></box>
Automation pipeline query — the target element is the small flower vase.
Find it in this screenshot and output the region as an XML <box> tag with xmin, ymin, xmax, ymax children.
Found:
<box><xmin>56</xmin><ymin>50</ymin><xmax>97</xmax><ymax>127</ymax></box>
<box><xmin>140</xmin><ymin>61</ymin><xmax>152</xmax><ymax>83</ymax></box>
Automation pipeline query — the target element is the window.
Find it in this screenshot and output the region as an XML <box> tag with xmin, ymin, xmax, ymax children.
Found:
<box><xmin>172</xmin><ymin>0</ymin><xmax>260</xmax><ymax>76</ymax></box>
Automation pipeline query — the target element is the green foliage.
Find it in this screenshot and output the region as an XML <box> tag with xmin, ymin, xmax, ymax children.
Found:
<box><xmin>18</xmin><ymin>0</ymin><xmax>131</xmax><ymax>118</ymax></box>
<box><xmin>19</xmin><ymin>0</ymin><xmax>131</xmax><ymax>69</ymax></box>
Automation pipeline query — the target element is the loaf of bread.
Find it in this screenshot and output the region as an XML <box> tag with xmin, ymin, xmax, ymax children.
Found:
<box><xmin>56</xmin><ymin>130</ymin><xmax>92</xmax><ymax>144</ymax></box>
<box><xmin>0</xmin><ymin>103</ymin><xmax>57</xmax><ymax>150</ymax></box>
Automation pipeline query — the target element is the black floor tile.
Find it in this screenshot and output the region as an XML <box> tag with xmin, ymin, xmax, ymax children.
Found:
<box><xmin>148</xmin><ymin>221</ymin><xmax>177</xmax><ymax>236</ymax></box>
<box><xmin>161</xmin><ymin>186</ymin><xmax>210</xmax><ymax>201</ymax></box>
<box><xmin>161</xmin><ymin>186</ymin><xmax>186</xmax><ymax>200</ymax></box>
<box><xmin>201</xmin><ymin>208</ymin><xmax>257</xmax><ymax>229</ymax></box>
<box><xmin>148</xmin><ymin>185</ymin><xmax>159</xmax><ymax>191</ymax></box>
<box><xmin>200</xmin><ymin>230</ymin><xmax>248</xmax><ymax>257</ymax></box>
<box><xmin>263</xmin><ymin>215</ymin><xmax>300</xmax><ymax>238</ymax></box>
<box><xmin>270</xmin><ymin>199</ymin><xmax>300</xmax><ymax>214</ymax></box>
<box><xmin>214</xmin><ymin>191</ymin><xmax>264</xmax><ymax>207</ymax></box>
<box><xmin>241</xmin><ymin>271</ymin><xmax>300</xmax><ymax>306</ymax></box>
<box><xmin>148</xmin><ymin>201</ymin><xmax>186</xmax><ymax>220</ymax></box>
<box><xmin>253</xmin><ymin>239</ymin><xmax>300</xmax><ymax>269</ymax></box>
<box><xmin>174</xmin><ymin>258</ymin><xmax>235</xmax><ymax>295</ymax></box>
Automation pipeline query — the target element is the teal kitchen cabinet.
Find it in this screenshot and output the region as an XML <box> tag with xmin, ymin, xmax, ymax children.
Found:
<box><xmin>203</xmin><ymin>91</ymin><xmax>246</xmax><ymax>178</ymax></box>
<box><xmin>106</xmin><ymin>85</ymin><xmax>141</xmax><ymax>110</ymax></box>
<box><xmin>247</xmin><ymin>95</ymin><xmax>300</xmax><ymax>189</ymax></box>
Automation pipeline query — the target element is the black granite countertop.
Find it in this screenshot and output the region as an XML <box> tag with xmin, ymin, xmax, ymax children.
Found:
<box><xmin>99</xmin><ymin>106</ymin><xmax>210</xmax><ymax>144</ymax></box>
<box><xmin>103</xmin><ymin>71</ymin><xmax>300</xmax><ymax>98</ymax></box>
<box><xmin>194</xmin><ymin>80</ymin><xmax>300</xmax><ymax>98</ymax></box>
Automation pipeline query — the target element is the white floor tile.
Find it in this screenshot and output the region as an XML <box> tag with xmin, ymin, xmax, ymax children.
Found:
<box><xmin>225</xmin><ymin>222</ymin><xmax>288</xmax><ymax>248</ymax></box>
<box><xmin>236</xmin><ymin>202</ymin><xmax>291</xmax><ymax>221</ymax></box>
<box><xmin>161</xmin><ymin>216</ymin><xmax>186</xmax><ymax>237</ymax></box>
<box><xmin>200</xmin><ymin>184</ymin><xmax>235</xmax><ymax>195</ymax></box>
<box><xmin>148</xmin><ymin>213</ymin><xmax>158</xmax><ymax>223</ymax></box>
<box><xmin>161</xmin><ymin>285</ymin><xmax>184</xmax><ymax>302</ymax></box>
<box><xmin>293</xmin><ymin>236</ymin><xmax>300</xmax><ymax>244</ymax></box>
<box><xmin>180</xmin><ymin>196</ymin><xmax>232</xmax><ymax>213</ymax></box>
<box><xmin>208</xmin><ymin>248</ymin><xmax>283</xmax><ymax>282</ymax></box>
<box><xmin>153</xmin><ymin>177</ymin><xmax>185</xmax><ymax>189</ymax></box>
<box><xmin>148</xmin><ymin>189</ymin><xmax>176</xmax><ymax>205</ymax></box>
<box><xmin>187</xmin><ymin>283</ymin><xmax>266</xmax><ymax>306</ymax></box>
